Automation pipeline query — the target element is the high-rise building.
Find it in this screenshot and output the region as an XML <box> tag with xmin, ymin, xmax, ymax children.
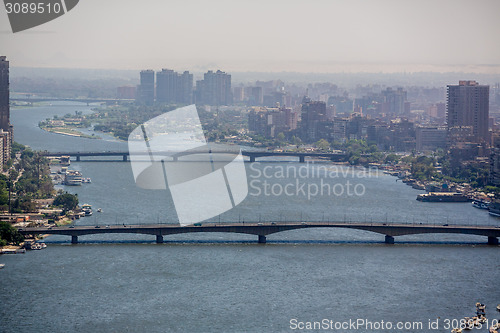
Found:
<box><xmin>447</xmin><ymin>80</ymin><xmax>489</xmax><ymax>144</ymax></box>
<box><xmin>195</xmin><ymin>70</ymin><xmax>232</xmax><ymax>106</ymax></box>
<box><xmin>489</xmin><ymin>133</ymin><xmax>500</xmax><ymax>186</ymax></box>
<box><xmin>156</xmin><ymin>69</ymin><xmax>193</xmax><ymax>104</ymax></box>
<box><xmin>156</xmin><ymin>69</ymin><xmax>176</xmax><ymax>103</ymax></box>
<box><xmin>382</xmin><ymin>87</ymin><xmax>407</xmax><ymax>115</ymax></box>
<box><xmin>299</xmin><ymin>96</ymin><xmax>327</xmax><ymax>142</ymax></box>
<box><xmin>0</xmin><ymin>56</ymin><xmax>10</xmax><ymax>132</ymax></box>
<box><xmin>137</xmin><ymin>70</ymin><xmax>155</xmax><ymax>105</ymax></box>
<box><xmin>233</xmin><ymin>86</ymin><xmax>244</xmax><ymax>102</ymax></box>
<box><xmin>178</xmin><ymin>71</ymin><xmax>194</xmax><ymax>104</ymax></box>
<box><xmin>249</xmin><ymin>87</ymin><xmax>263</xmax><ymax>106</ymax></box>
<box><xmin>0</xmin><ymin>56</ymin><xmax>12</xmax><ymax>168</ymax></box>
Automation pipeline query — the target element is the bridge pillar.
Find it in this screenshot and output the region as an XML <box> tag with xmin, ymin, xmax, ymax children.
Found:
<box><xmin>487</xmin><ymin>236</ymin><xmax>499</xmax><ymax>246</ymax></box>
<box><xmin>173</xmin><ymin>156</ymin><xmax>178</xmax><ymax>162</ymax></box>
<box><xmin>299</xmin><ymin>156</ymin><xmax>305</xmax><ymax>163</ymax></box>
<box><xmin>250</xmin><ymin>156</ymin><xmax>255</xmax><ymax>163</ymax></box>
<box><xmin>258</xmin><ymin>235</ymin><xmax>266</xmax><ymax>244</ymax></box>
<box><xmin>71</xmin><ymin>235</ymin><xmax>78</xmax><ymax>244</ymax></box>
<box><xmin>123</xmin><ymin>154</ymin><xmax>127</xmax><ymax>162</ymax></box>
<box><xmin>76</xmin><ymin>155</ymin><xmax>80</xmax><ymax>162</ymax></box>
<box><xmin>385</xmin><ymin>235</ymin><xmax>395</xmax><ymax>244</ymax></box>
<box><xmin>156</xmin><ymin>235</ymin><xmax>164</xmax><ymax>244</ymax></box>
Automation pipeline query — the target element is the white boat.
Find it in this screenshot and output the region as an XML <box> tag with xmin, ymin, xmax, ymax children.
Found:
<box><xmin>64</xmin><ymin>170</ymin><xmax>83</xmax><ymax>186</ymax></box>
<box><xmin>97</xmin><ymin>208</ymin><xmax>102</xmax><ymax>213</ymax></box>
<box><xmin>81</xmin><ymin>204</ymin><xmax>93</xmax><ymax>216</ymax></box>
<box><xmin>0</xmin><ymin>263</ymin><xmax>5</xmax><ymax>269</ymax></box>
<box><xmin>60</xmin><ymin>155</ymin><xmax>71</xmax><ymax>166</ymax></box>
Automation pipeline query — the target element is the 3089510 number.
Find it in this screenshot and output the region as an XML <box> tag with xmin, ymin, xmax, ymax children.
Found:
<box><xmin>5</xmin><ymin>2</ymin><xmax>62</xmax><ymax>14</ymax></box>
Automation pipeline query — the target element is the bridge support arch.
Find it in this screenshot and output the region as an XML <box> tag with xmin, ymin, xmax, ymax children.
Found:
<box><xmin>488</xmin><ymin>236</ymin><xmax>499</xmax><ymax>246</ymax></box>
<box><xmin>258</xmin><ymin>235</ymin><xmax>266</xmax><ymax>244</ymax></box>
<box><xmin>76</xmin><ymin>155</ymin><xmax>80</xmax><ymax>162</ymax></box>
<box><xmin>299</xmin><ymin>156</ymin><xmax>305</xmax><ymax>163</ymax></box>
<box><xmin>123</xmin><ymin>154</ymin><xmax>127</xmax><ymax>162</ymax></box>
<box><xmin>71</xmin><ymin>235</ymin><xmax>78</xmax><ymax>244</ymax></box>
<box><xmin>385</xmin><ymin>235</ymin><xmax>395</xmax><ymax>244</ymax></box>
<box><xmin>249</xmin><ymin>156</ymin><xmax>256</xmax><ymax>163</ymax></box>
<box><xmin>156</xmin><ymin>235</ymin><xmax>164</xmax><ymax>244</ymax></box>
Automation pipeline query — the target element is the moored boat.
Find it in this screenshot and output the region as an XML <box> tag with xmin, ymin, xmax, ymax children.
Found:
<box><xmin>64</xmin><ymin>170</ymin><xmax>83</xmax><ymax>186</ymax></box>
<box><xmin>81</xmin><ymin>204</ymin><xmax>93</xmax><ymax>216</ymax></box>
<box><xmin>488</xmin><ymin>202</ymin><xmax>500</xmax><ymax>217</ymax></box>
<box><xmin>472</xmin><ymin>200</ymin><xmax>489</xmax><ymax>209</ymax></box>
<box><xmin>417</xmin><ymin>192</ymin><xmax>469</xmax><ymax>202</ymax></box>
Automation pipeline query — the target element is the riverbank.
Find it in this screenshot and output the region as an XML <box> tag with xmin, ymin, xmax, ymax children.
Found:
<box><xmin>381</xmin><ymin>164</ymin><xmax>493</xmax><ymax>204</ymax></box>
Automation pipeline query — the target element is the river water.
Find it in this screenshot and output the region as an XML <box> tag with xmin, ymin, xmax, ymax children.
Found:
<box><xmin>1</xmin><ymin>102</ymin><xmax>499</xmax><ymax>333</ymax></box>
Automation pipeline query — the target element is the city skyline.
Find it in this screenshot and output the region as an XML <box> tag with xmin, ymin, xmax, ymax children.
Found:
<box><xmin>1</xmin><ymin>0</ymin><xmax>500</xmax><ymax>73</ymax></box>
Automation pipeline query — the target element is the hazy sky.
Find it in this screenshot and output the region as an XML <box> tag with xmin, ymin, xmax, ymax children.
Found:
<box><xmin>1</xmin><ymin>0</ymin><xmax>500</xmax><ymax>73</ymax></box>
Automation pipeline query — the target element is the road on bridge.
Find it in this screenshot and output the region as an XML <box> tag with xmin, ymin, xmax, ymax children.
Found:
<box><xmin>18</xmin><ymin>221</ymin><xmax>500</xmax><ymax>245</ymax></box>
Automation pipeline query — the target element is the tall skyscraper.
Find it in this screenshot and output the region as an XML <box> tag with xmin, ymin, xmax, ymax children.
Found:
<box><xmin>137</xmin><ymin>70</ymin><xmax>155</xmax><ymax>105</ymax></box>
<box><xmin>156</xmin><ymin>69</ymin><xmax>193</xmax><ymax>104</ymax></box>
<box><xmin>299</xmin><ymin>96</ymin><xmax>327</xmax><ymax>142</ymax></box>
<box><xmin>0</xmin><ymin>56</ymin><xmax>12</xmax><ymax>168</ymax></box>
<box><xmin>178</xmin><ymin>71</ymin><xmax>194</xmax><ymax>104</ymax></box>
<box><xmin>447</xmin><ymin>80</ymin><xmax>489</xmax><ymax>144</ymax></box>
<box><xmin>0</xmin><ymin>56</ymin><xmax>10</xmax><ymax>131</ymax></box>
<box><xmin>195</xmin><ymin>70</ymin><xmax>232</xmax><ymax>106</ymax></box>
<box><xmin>382</xmin><ymin>87</ymin><xmax>407</xmax><ymax>115</ymax></box>
<box><xmin>156</xmin><ymin>69</ymin><xmax>177</xmax><ymax>103</ymax></box>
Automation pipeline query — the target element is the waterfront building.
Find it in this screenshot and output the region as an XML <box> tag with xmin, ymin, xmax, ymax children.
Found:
<box><xmin>332</xmin><ymin>118</ymin><xmax>348</xmax><ymax>143</ymax></box>
<box><xmin>447</xmin><ymin>80</ymin><xmax>489</xmax><ymax>144</ymax></box>
<box><xmin>490</xmin><ymin>133</ymin><xmax>500</xmax><ymax>186</ymax></box>
<box><xmin>299</xmin><ymin>97</ymin><xmax>327</xmax><ymax>142</ymax></box>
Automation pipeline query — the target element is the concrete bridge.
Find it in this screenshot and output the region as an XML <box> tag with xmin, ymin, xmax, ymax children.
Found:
<box><xmin>40</xmin><ymin>150</ymin><xmax>347</xmax><ymax>163</ymax></box>
<box><xmin>18</xmin><ymin>221</ymin><xmax>500</xmax><ymax>245</ymax></box>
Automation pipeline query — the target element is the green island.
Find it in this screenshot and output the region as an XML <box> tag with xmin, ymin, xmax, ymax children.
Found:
<box><xmin>38</xmin><ymin>110</ymin><xmax>101</xmax><ymax>139</ymax></box>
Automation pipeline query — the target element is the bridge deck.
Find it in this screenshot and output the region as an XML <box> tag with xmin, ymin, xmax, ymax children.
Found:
<box><xmin>18</xmin><ymin>222</ymin><xmax>500</xmax><ymax>245</ymax></box>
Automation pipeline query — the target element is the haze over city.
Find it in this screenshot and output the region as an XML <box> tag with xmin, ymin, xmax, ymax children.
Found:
<box><xmin>1</xmin><ymin>0</ymin><xmax>500</xmax><ymax>73</ymax></box>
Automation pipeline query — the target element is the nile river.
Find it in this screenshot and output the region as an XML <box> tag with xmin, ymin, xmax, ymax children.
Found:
<box><xmin>1</xmin><ymin>102</ymin><xmax>499</xmax><ymax>332</ymax></box>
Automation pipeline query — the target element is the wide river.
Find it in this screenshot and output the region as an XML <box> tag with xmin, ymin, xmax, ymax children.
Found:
<box><xmin>1</xmin><ymin>102</ymin><xmax>499</xmax><ymax>332</ymax></box>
